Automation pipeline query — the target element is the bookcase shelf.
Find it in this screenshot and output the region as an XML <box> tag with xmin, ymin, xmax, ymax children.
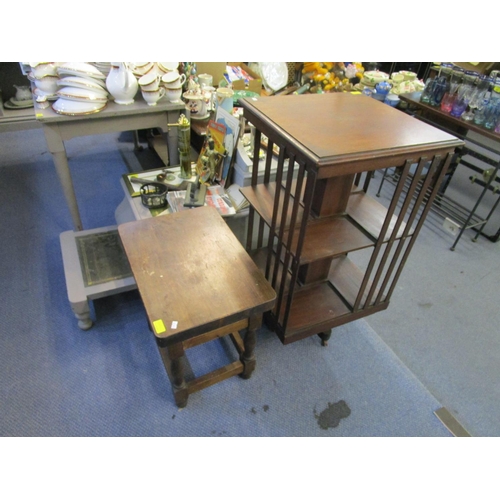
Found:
<box><xmin>240</xmin><ymin>93</ymin><xmax>463</xmax><ymax>346</ymax></box>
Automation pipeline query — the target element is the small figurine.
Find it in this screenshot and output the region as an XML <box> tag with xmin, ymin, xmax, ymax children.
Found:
<box><xmin>198</xmin><ymin>136</ymin><xmax>225</xmax><ymax>184</ymax></box>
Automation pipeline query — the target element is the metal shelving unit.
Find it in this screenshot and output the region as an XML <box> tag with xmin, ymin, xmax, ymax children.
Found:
<box><xmin>376</xmin><ymin>114</ymin><xmax>500</xmax><ymax>250</ymax></box>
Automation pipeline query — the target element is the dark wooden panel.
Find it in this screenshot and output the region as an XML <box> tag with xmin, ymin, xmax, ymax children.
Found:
<box><xmin>311</xmin><ymin>175</ymin><xmax>355</xmax><ymax>217</ymax></box>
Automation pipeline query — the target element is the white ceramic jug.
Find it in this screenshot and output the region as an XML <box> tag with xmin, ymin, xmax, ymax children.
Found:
<box><xmin>14</xmin><ymin>85</ymin><xmax>32</xmax><ymax>101</ymax></box>
<box><xmin>106</xmin><ymin>62</ymin><xmax>138</xmax><ymax>105</ymax></box>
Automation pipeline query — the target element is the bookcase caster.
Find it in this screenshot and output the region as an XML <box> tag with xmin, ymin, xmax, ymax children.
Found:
<box><xmin>318</xmin><ymin>331</ymin><xmax>332</xmax><ymax>347</ymax></box>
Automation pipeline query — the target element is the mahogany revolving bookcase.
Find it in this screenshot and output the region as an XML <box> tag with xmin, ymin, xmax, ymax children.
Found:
<box><xmin>239</xmin><ymin>93</ymin><xmax>463</xmax><ymax>346</ymax></box>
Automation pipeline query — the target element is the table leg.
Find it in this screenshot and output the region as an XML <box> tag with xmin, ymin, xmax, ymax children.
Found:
<box><xmin>240</xmin><ymin>315</ymin><xmax>260</xmax><ymax>379</ymax></box>
<box><xmin>158</xmin><ymin>342</ymin><xmax>189</xmax><ymax>408</ymax></box>
<box><xmin>166</xmin><ymin>109</ymin><xmax>180</xmax><ymax>166</ymax></box>
<box><xmin>43</xmin><ymin>124</ymin><xmax>83</xmax><ymax>231</ymax></box>
<box><xmin>71</xmin><ymin>299</ymin><xmax>93</xmax><ymax>331</ymax></box>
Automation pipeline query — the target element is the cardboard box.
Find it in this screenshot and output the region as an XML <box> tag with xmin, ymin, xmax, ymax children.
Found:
<box><xmin>195</xmin><ymin>62</ymin><xmax>262</xmax><ymax>93</ymax></box>
<box><xmin>452</xmin><ymin>62</ymin><xmax>499</xmax><ymax>75</ymax></box>
<box><xmin>227</xmin><ymin>62</ymin><xmax>262</xmax><ymax>93</ymax></box>
<box><xmin>195</xmin><ymin>62</ymin><xmax>227</xmax><ymax>87</ymax></box>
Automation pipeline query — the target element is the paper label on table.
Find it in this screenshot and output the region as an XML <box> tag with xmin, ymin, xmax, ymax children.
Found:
<box><xmin>153</xmin><ymin>319</ymin><xmax>166</xmax><ymax>334</ymax></box>
<box><xmin>171</xmin><ymin>321</ymin><xmax>178</xmax><ymax>329</ymax></box>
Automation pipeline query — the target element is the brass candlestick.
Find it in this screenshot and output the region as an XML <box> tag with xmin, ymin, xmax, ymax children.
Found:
<box><xmin>169</xmin><ymin>114</ymin><xmax>192</xmax><ymax>179</ymax></box>
<box><xmin>178</xmin><ymin>115</ymin><xmax>192</xmax><ymax>179</ymax></box>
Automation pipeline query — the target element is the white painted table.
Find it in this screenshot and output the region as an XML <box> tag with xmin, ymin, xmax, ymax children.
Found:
<box><xmin>37</xmin><ymin>98</ymin><xmax>185</xmax><ymax>230</ymax></box>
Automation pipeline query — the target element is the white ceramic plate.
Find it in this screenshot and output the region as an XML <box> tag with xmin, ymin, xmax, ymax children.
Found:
<box><xmin>33</xmin><ymin>87</ymin><xmax>58</xmax><ymax>100</ymax></box>
<box><xmin>131</xmin><ymin>62</ymin><xmax>154</xmax><ymax>77</ymax></box>
<box><xmin>158</xmin><ymin>62</ymin><xmax>178</xmax><ymax>72</ymax></box>
<box><xmin>57</xmin><ymin>76</ymin><xmax>107</xmax><ymax>93</ymax></box>
<box><xmin>57</xmin><ymin>86</ymin><xmax>108</xmax><ymax>103</ymax></box>
<box><xmin>259</xmin><ymin>62</ymin><xmax>288</xmax><ymax>91</ymax></box>
<box><xmin>57</xmin><ymin>62</ymin><xmax>105</xmax><ymax>80</ymax></box>
<box><xmin>52</xmin><ymin>98</ymin><xmax>107</xmax><ymax>116</ymax></box>
<box><xmin>4</xmin><ymin>98</ymin><xmax>34</xmax><ymax>109</ymax></box>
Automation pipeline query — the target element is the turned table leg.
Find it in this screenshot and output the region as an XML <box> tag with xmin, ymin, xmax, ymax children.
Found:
<box><xmin>158</xmin><ymin>342</ymin><xmax>188</xmax><ymax>408</ymax></box>
<box><xmin>240</xmin><ymin>315</ymin><xmax>260</xmax><ymax>379</ymax></box>
<box><xmin>72</xmin><ymin>301</ymin><xmax>93</xmax><ymax>331</ymax></box>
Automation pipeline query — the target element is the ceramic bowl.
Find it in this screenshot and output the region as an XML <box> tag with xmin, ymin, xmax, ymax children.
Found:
<box><xmin>30</xmin><ymin>62</ymin><xmax>58</xmax><ymax>79</ymax></box>
<box><xmin>384</xmin><ymin>94</ymin><xmax>400</xmax><ymax>107</ymax></box>
<box><xmin>57</xmin><ymin>75</ymin><xmax>107</xmax><ymax>93</ymax></box>
<box><xmin>362</xmin><ymin>70</ymin><xmax>390</xmax><ymax>85</ymax></box>
<box><xmin>57</xmin><ymin>62</ymin><xmax>106</xmax><ymax>80</ymax></box>
<box><xmin>391</xmin><ymin>73</ymin><xmax>405</xmax><ymax>84</ymax></box>
<box><xmin>33</xmin><ymin>75</ymin><xmax>59</xmax><ymax>93</ymax></box>
<box><xmin>33</xmin><ymin>87</ymin><xmax>58</xmax><ymax>100</ymax></box>
<box><xmin>52</xmin><ymin>97</ymin><xmax>107</xmax><ymax>116</ymax></box>
<box><xmin>400</xmin><ymin>70</ymin><xmax>417</xmax><ymax>82</ymax></box>
<box><xmin>372</xmin><ymin>92</ymin><xmax>386</xmax><ymax>101</ymax></box>
<box><xmin>57</xmin><ymin>86</ymin><xmax>108</xmax><ymax>103</ymax></box>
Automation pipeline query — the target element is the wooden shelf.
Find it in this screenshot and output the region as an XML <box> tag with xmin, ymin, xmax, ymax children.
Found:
<box><xmin>284</xmin><ymin>215</ymin><xmax>374</xmax><ymax>264</ymax></box>
<box><xmin>275</xmin><ymin>282</ymin><xmax>351</xmax><ymax>344</ymax></box>
<box><xmin>251</xmin><ymin>248</ymin><xmax>386</xmax><ymax>344</ymax></box>
<box><xmin>346</xmin><ymin>191</ymin><xmax>409</xmax><ymax>241</ymax></box>
<box><xmin>263</xmin><ymin>269</ymin><xmax>392</xmax><ymax>345</ymax></box>
<box><xmin>328</xmin><ymin>254</ymin><xmax>384</xmax><ymax>309</ymax></box>
<box><xmin>240</xmin><ymin>182</ymin><xmax>307</xmax><ymax>231</ymax></box>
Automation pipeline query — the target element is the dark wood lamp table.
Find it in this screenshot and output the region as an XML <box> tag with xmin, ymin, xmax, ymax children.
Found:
<box><xmin>118</xmin><ymin>206</ymin><xmax>276</xmax><ymax>408</ymax></box>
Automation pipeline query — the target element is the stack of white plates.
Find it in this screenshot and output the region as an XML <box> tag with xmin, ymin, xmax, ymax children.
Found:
<box><xmin>158</xmin><ymin>62</ymin><xmax>178</xmax><ymax>73</ymax></box>
<box><xmin>94</xmin><ymin>62</ymin><xmax>111</xmax><ymax>76</ymax></box>
<box><xmin>3</xmin><ymin>96</ymin><xmax>34</xmax><ymax>109</ymax></box>
<box><xmin>360</xmin><ymin>70</ymin><xmax>390</xmax><ymax>88</ymax></box>
<box><xmin>53</xmin><ymin>63</ymin><xmax>108</xmax><ymax>116</ymax></box>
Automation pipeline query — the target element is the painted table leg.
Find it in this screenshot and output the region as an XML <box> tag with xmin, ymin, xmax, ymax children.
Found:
<box><xmin>43</xmin><ymin>124</ymin><xmax>83</xmax><ymax>231</ymax></box>
<box><xmin>71</xmin><ymin>300</ymin><xmax>93</xmax><ymax>331</ymax></box>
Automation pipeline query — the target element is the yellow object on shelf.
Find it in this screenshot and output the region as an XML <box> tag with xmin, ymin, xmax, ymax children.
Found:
<box><xmin>301</xmin><ymin>62</ymin><xmax>364</xmax><ymax>93</ymax></box>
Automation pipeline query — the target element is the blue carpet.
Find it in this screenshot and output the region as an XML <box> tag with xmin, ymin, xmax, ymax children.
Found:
<box><xmin>0</xmin><ymin>129</ymin><xmax>451</xmax><ymax>436</ymax></box>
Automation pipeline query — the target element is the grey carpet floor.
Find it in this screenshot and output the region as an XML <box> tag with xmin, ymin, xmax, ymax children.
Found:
<box><xmin>366</xmin><ymin>172</ymin><xmax>500</xmax><ymax>437</ymax></box>
<box><xmin>0</xmin><ymin>127</ymin><xmax>453</xmax><ymax>437</ymax></box>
